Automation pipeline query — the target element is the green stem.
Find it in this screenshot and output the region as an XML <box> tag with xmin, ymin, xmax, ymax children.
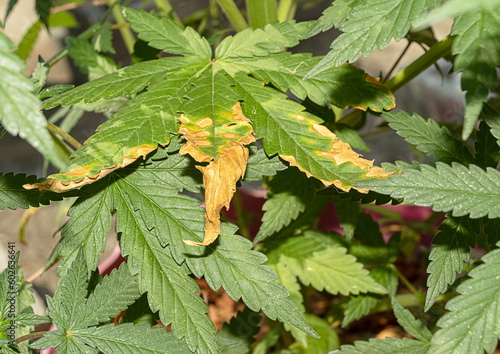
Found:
<box><xmin>393</xmin><ymin>264</ymin><xmax>420</xmax><ymax>296</ymax></box>
<box><xmin>154</xmin><ymin>0</ymin><xmax>183</xmax><ymax>27</ymax></box>
<box><xmin>371</xmin><ymin>293</ymin><xmax>420</xmax><ymax>313</ymax></box>
<box><xmin>15</xmin><ymin>331</ymin><xmax>48</xmax><ymax>344</ymax></box>
<box><xmin>246</xmin><ymin>0</ymin><xmax>277</xmax><ymax>28</ymax></box>
<box><xmin>383</xmin><ymin>40</ymin><xmax>412</xmax><ymax>83</ymax></box>
<box><xmin>47</xmin><ymin>122</ymin><xmax>82</xmax><ymax>149</ymax></box>
<box><xmin>360</xmin><ymin>126</ymin><xmax>392</xmax><ymax>138</ymax></box>
<box><xmin>47</xmin><ymin>48</ymin><xmax>69</xmax><ymax>68</ymax></box>
<box><xmin>106</xmin><ymin>0</ymin><xmax>135</xmax><ymax>54</ymax></box>
<box><xmin>233</xmin><ymin>189</ymin><xmax>251</xmax><ymax>239</ymax></box>
<box><xmin>277</xmin><ymin>0</ymin><xmax>297</xmax><ymax>22</ymax></box>
<box><xmin>216</xmin><ymin>0</ymin><xmax>248</xmax><ymax>31</ymax></box>
<box><xmin>385</xmin><ymin>36</ymin><xmax>454</xmax><ymax>92</ymax></box>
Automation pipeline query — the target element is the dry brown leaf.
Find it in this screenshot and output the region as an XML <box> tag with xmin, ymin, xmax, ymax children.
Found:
<box><xmin>178</xmin><ymin>103</ymin><xmax>255</xmax><ymax>246</ymax></box>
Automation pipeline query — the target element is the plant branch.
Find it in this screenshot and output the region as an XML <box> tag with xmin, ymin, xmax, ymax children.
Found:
<box><xmin>15</xmin><ymin>331</ymin><xmax>48</xmax><ymax>344</ymax></box>
<box><xmin>393</xmin><ymin>265</ymin><xmax>420</xmax><ymax>296</ymax></box>
<box><xmin>46</xmin><ymin>48</ymin><xmax>69</xmax><ymax>68</ymax></box>
<box><xmin>246</xmin><ymin>0</ymin><xmax>277</xmax><ymax>28</ymax></box>
<box><xmin>47</xmin><ymin>122</ymin><xmax>82</xmax><ymax>149</ymax></box>
<box><xmin>154</xmin><ymin>0</ymin><xmax>183</xmax><ymax>27</ymax></box>
<box><xmin>51</xmin><ymin>0</ymin><xmax>106</xmax><ymax>13</ymax></box>
<box><xmin>383</xmin><ymin>40</ymin><xmax>412</xmax><ymax>83</ymax></box>
<box><xmin>106</xmin><ymin>0</ymin><xmax>135</xmax><ymax>54</ymax></box>
<box><xmin>277</xmin><ymin>0</ymin><xmax>297</xmax><ymax>22</ymax></box>
<box><xmin>385</xmin><ymin>35</ymin><xmax>454</xmax><ymax>92</ymax></box>
<box><xmin>216</xmin><ymin>0</ymin><xmax>248</xmax><ymax>31</ymax></box>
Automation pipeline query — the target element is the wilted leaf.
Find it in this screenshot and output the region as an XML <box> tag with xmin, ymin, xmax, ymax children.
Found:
<box><xmin>178</xmin><ymin>102</ymin><xmax>255</xmax><ymax>246</ymax></box>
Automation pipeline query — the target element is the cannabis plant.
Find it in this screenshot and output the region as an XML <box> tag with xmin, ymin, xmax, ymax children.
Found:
<box><xmin>1</xmin><ymin>0</ymin><xmax>500</xmax><ymax>353</ymax></box>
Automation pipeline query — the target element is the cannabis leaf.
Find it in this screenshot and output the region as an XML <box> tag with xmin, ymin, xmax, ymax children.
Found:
<box><xmin>234</xmin><ymin>52</ymin><xmax>395</xmax><ymax>111</ymax></box>
<box><xmin>483</xmin><ymin>105</ymin><xmax>500</xmax><ymax>149</ymax></box>
<box><xmin>31</xmin><ymin>252</ymin><xmax>192</xmax><ymax>353</ymax></box>
<box><xmin>425</xmin><ymin>216</ymin><xmax>477</xmax><ymax>311</ymax></box>
<box><xmin>340</xmin><ymin>297</ymin><xmax>432</xmax><ymax>353</ymax></box>
<box><xmin>307</xmin><ymin>0</ymin><xmax>441</xmax><ymax>77</ymax></box>
<box><xmin>55</xmin><ymin>150</ymin><xmax>317</xmax><ymax>354</ymax></box>
<box><xmin>56</xmin><ymin>179</ymin><xmax>113</xmax><ymax>277</ymax></box>
<box><xmin>0</xmin><ymin>252</ymin><xmax>50</xmax><ymax>354</ymax></box>
<box><xmin>382</xmin><ymin>110</ymin><xmax>475</xmax><ymax>166</ymax></box>
<box><xmin>33</xmin><ymin>8</ymin><xmax>395</xmax><ymax>208</ymax></box>
<box><xmin>429</xmin><ymin>242</ymin><xmax>500</xmax><ymax>353</ymax></box>
<box><xmin>243</xmin><ymin>146</ymin><xmax>287</xmax><ymax>181</ymax></box>
<box><xmin>475</xmin><ymin>120</ymin><xmax>500</xmax><ymax>169</ymax></box>
<box><xmin>333</xmin><ymin>196</ymin><xmax>362</xmax><ymax>241</ymax></box>
<box><xmin>256</xmin><ymin>167</ymin><xmax>320</xmax><ymax>242</ymax></box>
<box><xmin>338</xmin><ymin>337</ymin><xmax>431</xmax><ymax>353</ymax></box>
<box><xmin>392</xmin><ymin>297</ymin><xmax>432</xmax><ymax>342</ymax></box>
<box><xmin>0</xmin><ymin>173</ymin><xmax>77</xmax><ymax>210</ymax></box>
<box><xmin>357</xmin><ymin>162</ymin><xmax>500</xmax><ymax>218</ymax></box>
<box><xmin>267</xmin><ymin>231</ymin><xmax>387</xmax><ymax>296</ymax></box>
<box><xmin>177</xmin><ymin>95</ymin><xmax>256</xmax><ymax>245</ymax></box>
<box><xmin>342</xmin><ymin>266</ymin><xmax>398</xmax><ymax>327</ymax></box>
<box><xmin>0</xmin><ymin>32</ymin><xmax>66</xmax><ymax>169</ymax></box>
<box><xmin>450</xmin><ymin>2</ymin><xmax>500</xmax><ymax>139</ymax></box>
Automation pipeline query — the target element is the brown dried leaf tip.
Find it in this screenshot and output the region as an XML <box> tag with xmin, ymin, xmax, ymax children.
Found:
<box><xmin>178</xmin><ymin>102</ymin><xmax>256</xmax><ymax>246</ymax></box>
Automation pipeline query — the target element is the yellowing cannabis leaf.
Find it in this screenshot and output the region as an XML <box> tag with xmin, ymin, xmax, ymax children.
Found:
<box><xmin>178</xmin><ymin>102</ymin><xmax>255</xmax><ymax>246</ymax></box>
<box><xmin>24</xmin><ymin>144</ymin><xmax>160</xmax><ymax>192</ymax></box>
<box><xmin>278</xmin><ymin>114</ymin><xmax>396</xmax><ymax>193</ymax></box>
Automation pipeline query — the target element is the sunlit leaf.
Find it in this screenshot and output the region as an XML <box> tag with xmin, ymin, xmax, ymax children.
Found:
<box><xmin>269</xmin><ymin>232</ymin><xmax>387</xmax><ymax>296</ymax></box>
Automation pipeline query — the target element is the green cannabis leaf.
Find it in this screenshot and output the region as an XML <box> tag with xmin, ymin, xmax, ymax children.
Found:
<box><xmin>0</xmin><ymin>173</ymin><xmax>78</xmax><ymax>210</ymax></box>
<box><xmin>392</xmin><ymin>297</ymin><xmax>432</xmax><ymax>342</ymax></box>
<box><xmin>307</xmin><ymin>0</ymin><xmax>441</xmax><ymax>77</ymax></box>
<box><xmin>450</xmin><ymin>2</ymin><xmax>500</xmax><ymax>139</ymax></box>
<box><xmin>31</xmin><ymin>251</ymin><xmax>192</xmax><ymax>353</ymax></box>
<box><xmin>430</xmin><ymin>242</ymin><xmax>500</xmax><ymax>353</ymax></box>
<box><xmin>0</xmin><ymin>32</ymin><xmax>66</xmax><ymax>169</ymax></box>
<box><xmin>256</xmin><ymin>167</ymin><xmax>321</xmax><ymax>242</ymax></box>
<box><xmin>338</xmin><ymin>337</ymin><xmax>431</xmax><ymax>353</ymax></box>
<box><xmin>425</xmin><ymin>216</ymin><xmax>477</xmax><ymax>311</ymax></box>
<box><xmin>267</xmin><ymin>231</ymin><xmax>388</xmax><ymax>296</ymax></box>
<box><xmin>382</xmin><ymin>110</ymin><xmax>475</xmax><ymax>166</ymax></box>
<box><xmin>54</xmin><ymin>148</ymin><xmax>317</xmax><ymax>354</ymax></box>
<box><xmin>357</xmin><ymin>162</ymin><xmax>500</xmax><ymax>218</ymax></box>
